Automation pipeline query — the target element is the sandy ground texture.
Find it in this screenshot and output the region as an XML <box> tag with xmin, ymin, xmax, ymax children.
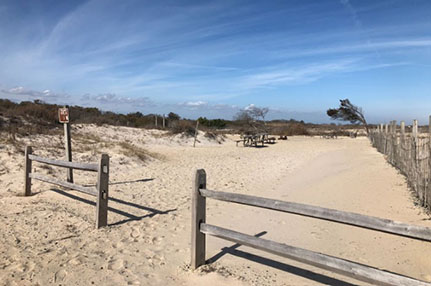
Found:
<box><xmin>0</xmin><ymin>124</ymin><xmax>430</xmax><ymax>286</ymax></box>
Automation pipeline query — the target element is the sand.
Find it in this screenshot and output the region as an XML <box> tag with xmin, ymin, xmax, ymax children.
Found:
<box><xmin>0</xmin><ymin>125</ymin><xmax>430</xmax><ymax>286</ymax></box>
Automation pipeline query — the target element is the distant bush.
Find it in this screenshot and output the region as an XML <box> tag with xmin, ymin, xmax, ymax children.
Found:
<box><xmin>167</xmin><ymin>112</ymin><xmax>181</xmax><ymax>121</ymax></box>
<box><xmin>0</xmin><ymin>99</ymin><xmax>178</xmax><ymax>134</ymax></box>
<box><xmin>198</xmin><ymin>117</ymin><xmax>227</xmax><ymax>129</ymax></box>
<box><xmin>0</xmin><ymin>98</ymin><xmax>364</xmax><ymax>138</ymax></box>
<box><xmin>273</xmin><ymin>123</ymin><xmax>310</xmax><ymax>136</ymax></box>
<box><xmin>169</xmin><ymin>120</ymin><xmax>196</xmax><ymax>137</ymax></box>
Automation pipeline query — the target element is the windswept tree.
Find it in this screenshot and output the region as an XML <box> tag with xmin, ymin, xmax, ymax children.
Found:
<box><xmin>234</xmin><ymin>110</ymin><xmax>254</xmax><ymax>126</ymax></box>
<box><xmin>327</xmin><ymin>99</ymin><xmax>369</xmax><ymax>134</ymax></box>
<box><xmin>234</xmin><ymin>105</ymin><xmax>269</xmax><ymax>132</ymax></box>
<box><xmin>247</xmin><ymin>105</ymin><xmax>269</xmax><ymax>122</ymax></box>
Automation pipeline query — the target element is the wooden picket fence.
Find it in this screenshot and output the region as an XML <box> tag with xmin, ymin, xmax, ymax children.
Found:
<box><xmin>369</xmin><ymin>118</ymin><xmax>431</xmax><ymax>210</ymax></box>
<box><xmin>191</xmin><ymin>169</ymin><xmax>431</xmax><ymax>286</ymax></box>
<box><xmin>24</xmin><ymin>146</ymin><xmax>109</xmax><ymax>228</ymax></box>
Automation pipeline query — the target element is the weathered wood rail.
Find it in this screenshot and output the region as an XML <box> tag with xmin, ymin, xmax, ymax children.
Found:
<box><xmin>24</xmin><ymin>146</ymin><xmax>109</xmax><ymax>228</ymax></box>
<box><xmin>191</xmin><ymin>169</ymin><xmax>431</xmax><ymax>286</ymax></box>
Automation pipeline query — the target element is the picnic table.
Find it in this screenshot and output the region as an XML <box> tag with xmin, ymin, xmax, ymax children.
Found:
<box><xmin>236</xmin><ymin>133</ymin><xmax>276</xmax><ymax>147</ymax></box>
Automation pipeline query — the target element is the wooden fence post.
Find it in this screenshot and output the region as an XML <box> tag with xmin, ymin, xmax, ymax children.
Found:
<box><xmin>191</xmin><ymin>169</ymin><xmax>206</xmax><ymax>269</ymax></box>
<box><xmin>413</xmin><ymin>119</ymin><xmax>420</xmax><ymax>201</ymax></box>
<box><xmin>400</xmin><ymin>121</ymin><xmax>405</xmax><ymax>169</ymax></box>
<box><xmin>428</xmin><ymin>116</ymin><xmax>431</xmax><ymax>208</ymax></box>
<box><xmin>391</xmin><ymin>121</ymin><xmax>397</xmax><ymax>163</ymax></box>
<box><xmin>24</xmin><ymin>146</ymin><xmax>32</xmax><ymax>196</ymax></box>
<box><xmin>64</xmin><ymin>119</ymin><xmax>73</xmax><ymax>183</ymax></box>
<box><xmin>96</xmin><ymin>154</ymin><xmax>109</xmax><ymax>228</ymax></box>
<box><xmin>383</xmin><ymin>123</ymin><xmax>389</xmax><ymax>154</ymax></box>
<box><xmin>429</xmin><ymin>115</ymin><xmax>431</xmax><ymax>137</ymax></box>
<box><xmin>193</xmin><ymin>121</ymin><xmax>199</xmax><ymax>148</ymax></box>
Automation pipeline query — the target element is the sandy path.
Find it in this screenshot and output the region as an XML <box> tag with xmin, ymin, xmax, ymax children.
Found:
<box><xmin>0</xmin><ymin>128</ymin><xmax>430</xmax><ymax>286</ymax></box>
<box><xmin>204</xmin><ymin>138</ymin><xmax>431</xmax><ymax>285</ymax></box>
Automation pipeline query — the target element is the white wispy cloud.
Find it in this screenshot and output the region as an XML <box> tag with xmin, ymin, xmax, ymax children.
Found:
<box><xmin>81</xmin><ymin>93</ymin><xmax>154</xmax><ymax>107</ymax></box>
<box><xmin>1</xmin><ymin>86</ymin><xmax>65</xmax><ymax>99</ymax></box>
<box><xmin>182</xmin><ymin>101</ymin><xmax>208</xmax><ymax>107</ymax></box>
<box><xmin>237</xmin><ymin>59</ymin><xmax>357</xmax><ymax>89</ymax></box>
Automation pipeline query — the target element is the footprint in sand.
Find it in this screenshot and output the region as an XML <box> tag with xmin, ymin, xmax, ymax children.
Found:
<box><xmin>113</xmin><ymin>241</ymin><xmax>124</xmax><ymax>249</ymax></box>
<box><xmin>144</xmin><ymin>236</ymin><xmax>162</xmax><ymax>245</ymax></box>
<box><xmin>131</xmin><ymin>228</ymin><xmax>140</xmax><ymax>239</ymax></box>
<box><xmin>5</xmin><ymin>261</ymin><xmax>34</xmax><ymax>273</ymax></box>
<box><xmin>4</xmin><ymin>280</ymin><xmax>19</xmax><ymax>286</ymax></box>
<box><xmin>108</xmin><ymin>258</ymin><xmax>125</xmax><ymax>270</ymax></box>
<box><xmin>68</xmin><ymin>256</ymin><xmax>84</xmax><ymax>266</ymax></box>
<box><xmin>310</xmin><ymin>231</ymin><xmax>322</xmax><ymax>239</ymax></box>
<box><xmin>54</xmin><ymin>269</ymin><xmax>67</xmax><ymax>282</ymax></box>
<box><xmin>151</xmin><ymin>236</ymin><xmax>163</xmax><ymax>244</ymax></box>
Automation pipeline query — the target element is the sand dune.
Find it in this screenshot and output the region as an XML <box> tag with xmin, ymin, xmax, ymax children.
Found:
<box><xmin>0</xmin><ymin>125</ymin><xmax>430</xmax><ymax>285</ymax></box>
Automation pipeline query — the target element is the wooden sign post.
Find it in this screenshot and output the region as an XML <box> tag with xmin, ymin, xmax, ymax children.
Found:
<box><xmin>193</xmin><ymin>121</ymin><xmax>199</xmax><ymax>148</ymax></box>
<box><xmin>58</xmin><ymin>106</ymin><xmax>73</xmax><ymax>183</ymax></box>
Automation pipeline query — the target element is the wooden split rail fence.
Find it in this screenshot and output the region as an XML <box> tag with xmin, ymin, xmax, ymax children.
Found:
<box><xmin>369</xmin><ymin>118</ymin><xmax>431</xmax><ymax>210</ymax></box>
<box><xmin>191</xmin><ymin>169</ymin><xmax>431</xmax><ymax>286</ymax></box>
<box><xmin>24</xmin><ymin>146</ymin><xmax>109</xmax><ymax>229</ymax></box>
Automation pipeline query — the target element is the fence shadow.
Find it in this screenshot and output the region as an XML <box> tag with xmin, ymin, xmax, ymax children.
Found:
<box><xmin>51</xmin><ymin>188</ymin><xmax>176</xmax><ymax>226</ymax></box>
<box><xmin>110</xmin><ymin>178</ymin><xmax>154</xmax><ymax>185</ymax></box>
<box><xmin>207</xmin><ymin>231</ymin><xmax>358</xmax><ymax>286</ymax></box>
<box><xmin>83</xmin><ymin>178</ymin><xmax>154</xmax><ymax>187</ymax></box>
<box><xmin>207</xmin><ymin>231</ymin><xmax>267</xmax><ymax>263</ymax></box>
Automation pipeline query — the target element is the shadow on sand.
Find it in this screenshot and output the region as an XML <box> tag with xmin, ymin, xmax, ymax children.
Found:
<box><xmin>51</xmin><ymin>188</ymin><xmax>176</xmax><ymax>226</ymax></box>
<box><xmin>206</xmin><ymin>231</ymin><xmax>358</xmax><ymax>286</ymax></box>
<box><xmin>82</xmin><ymin>178</ymin><xmax>155</xmax><ymax>187</ymax></box>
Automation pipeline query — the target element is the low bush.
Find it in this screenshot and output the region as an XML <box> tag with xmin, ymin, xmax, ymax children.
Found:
<box><xmin>272</xmin><ymin>123</ymin><xmax>310</xmax><ymax>136</ymax></box>
<box><xmin>169</xmin><ymin>120</ymin><xmax>196</xmax><ymax>137</ymax></box>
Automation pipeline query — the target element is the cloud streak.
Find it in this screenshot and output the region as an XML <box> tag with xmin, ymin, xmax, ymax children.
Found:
<box><xmin>1</xmin><ymin>86</ymin><xmax>66</xmax><ymax>99</ymax></box>
<box><xmin>1</xmin><ymin>0</ymin><xmax>431</xmax><ymax>121</ymax></box>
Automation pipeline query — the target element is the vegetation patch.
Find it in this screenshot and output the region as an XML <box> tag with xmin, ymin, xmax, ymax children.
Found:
<box><xmin>169</xmin><ymin>121</ymin><xmax>196</xmax><ymax>137</ymax></box>
<box><xmin>118</xmin><ymin>142</ymin><xmax>161</xmax><ymax>161</ymax></box>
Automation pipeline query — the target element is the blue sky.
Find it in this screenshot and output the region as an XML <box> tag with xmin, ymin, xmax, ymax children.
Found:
<box><xmin>0</xmin><ymin>0</ymin><xmax>430</xmax><ymax>123</ymax></box>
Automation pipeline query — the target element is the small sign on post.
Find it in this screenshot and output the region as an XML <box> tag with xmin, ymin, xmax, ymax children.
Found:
<box><xmin>59</xmin><ymin>106</ymin><xmax>73</xmax><ymax>183</ymax></box>
<box><xmin>58</xmin><ymin>107</ymin><xmax>69</xmax><ymax>123</ymax></box>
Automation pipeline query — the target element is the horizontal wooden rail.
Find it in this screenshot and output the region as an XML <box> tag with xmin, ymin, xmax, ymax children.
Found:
<box><xmin>199</xmin><ymin>189</ymin><xmax>431</xmax><ymax>242</ymax></box>
<box><xmin>29</xmin><ymin>154</ymin><xmax>98</xmax><ymax>172</ymax></box>
<box><xmin>201</xmin><ymin>223</ymin><xmax>430</xmax><ymax>286</ymax></box>
<box><xmin>24</xmin><ymin>146</ymin><xmax>109</xmax><ymax>229</ymax></box>
<box><xmin>30</xmin><ymin>172</ymin><xmax>97</xmax><ymax>196</ymax></box>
